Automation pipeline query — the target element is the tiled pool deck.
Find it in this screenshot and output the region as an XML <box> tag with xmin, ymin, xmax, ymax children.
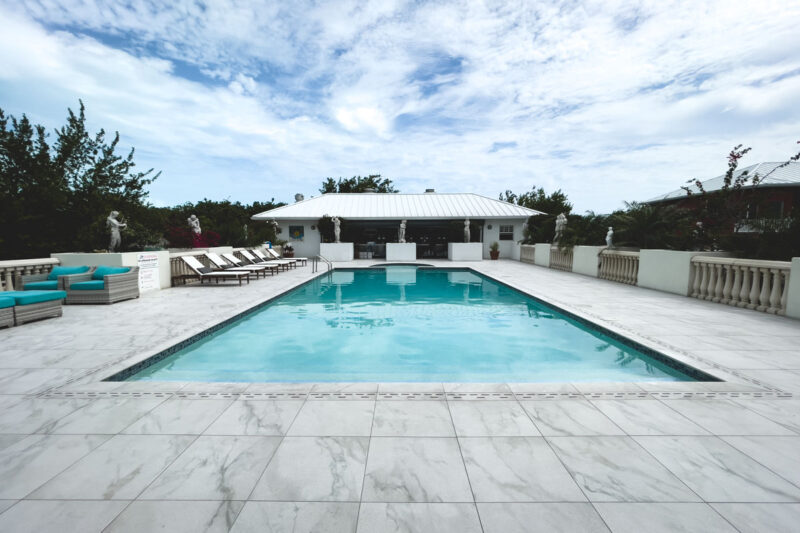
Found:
<box><xmin>0</xmin><ymin>259</ymin><xmax>799</xmax><ymax>532</ymax></box>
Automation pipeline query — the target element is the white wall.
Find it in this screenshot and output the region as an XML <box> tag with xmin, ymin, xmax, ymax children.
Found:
<box><xmin>482</xmin><ymin>219</ymin><xmax>525</xmax><ymax>259</ymax></box>
<box><xmin>272</xmin><ymin>219</ymin><xmax>320</xmax><ymax>258</ymax></box>
<box><xmin>572</xmin><ymin>246</ymin><xmax>605</xmax><ymax>277</ymax></box>
<box><xmin>534</xmin><ymin>243</ymin><xmax>551</xmax><ymax>267</ymax></box>
<box><xmin>638</xmin><ymin>250</ymin><xmax>730</xmax><ymax>296</ymax></box>
<box><xmin>786</xmin><ymin>258</ymin><xmax>800</xmax><ymax>320</ymax></box>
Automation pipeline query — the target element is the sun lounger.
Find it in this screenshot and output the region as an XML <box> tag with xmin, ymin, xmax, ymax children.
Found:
<box><xmin>252</xmin><ymin>249</ymin><xmax>296</xmax><ymax>270</ymax></box>
<box><xmin>0</xmin><ymin>290</ymin><xmax>67</xmax><ymax>325</ymax></box>
<box><xmin>266</xmin><ymin>247</ymin><xmax>307</xmax><ymax>265</ymax></box>
<box><xmin>181</xmin><ymin>256</ymin><xmax>250</xmax><ymax>285</ymax></box>
<box><xmin>64</xmin><ymin>266</ymin><xmax>140</xmax><ymax>304</ymax></box>
<box><xmin>222</xmin><ymin>253</ymin><xmax>278</xmax><ymax>275</ymax></box>
<box><xmin>204</xmin><ymin>252</ymin><xmax>270</xmax><ymax>278</ymax></box>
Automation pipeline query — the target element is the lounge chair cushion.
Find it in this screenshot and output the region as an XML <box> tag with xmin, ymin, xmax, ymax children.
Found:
<box><xmin>3</xmin><ymin>290</ymin><xmax>67</xmax><ymax>305</ymax></box>
<box><xmin>0</xmin><ymin>296</ymin><xmax>14</xmax><ymax>309</ymax></box>
<box><xmin>24</xmin><ymin>280</ymin><xmax>59</xmax><ymax>291</ymax></box>
<box><xmin>92</xmin><ymin>266</ymin><xmax>130</xmax><ymax>280</ymax></box>
<box><xmin>198</xmin><ymin>266</ymin><xmax>213</xmax><ymax>274</ymax></box>
<box><xmin>70</xmin><ymin>280</ymin><xmax>105</xmax><ymax>291</ymax></box>
<box><xmin>47</xmin><ymin>265</ymin><xmax>90</xmax><ymax>280</ymax></box>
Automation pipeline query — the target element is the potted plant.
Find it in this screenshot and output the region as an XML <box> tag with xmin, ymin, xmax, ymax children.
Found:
<box><xmin>283</xmin><ymin>242</ymin><xmax>295</xmax><ymax>258</ymax></box>
<box><xmin>489</xmin><ymin>241</ymin><xmax>500</xmax><ymax>260</ymax></box>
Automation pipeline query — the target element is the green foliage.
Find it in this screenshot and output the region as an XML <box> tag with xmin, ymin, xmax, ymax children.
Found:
<box><xmin>316</xmin><ymin>215</ymin><xmax>340</xmax><ymax>243</ymax></box>
<box><xmin>320</xmin><ymin>174</ymin><xmax>397</xmax><ymax>193</ymax></box>
<box><xmin>611</xmin><ymin>202</ymin><xmax>695</xmax><ymax>250</ymax></box>
<box><xmin>490</xmin><ymin>241</ymin><xmax>499</xmax><ymax>252</ymax></box>
<box><xmin>500</xmin><ymin>186</ymin><xmax>573</xmax><ymax>244</ymax></box>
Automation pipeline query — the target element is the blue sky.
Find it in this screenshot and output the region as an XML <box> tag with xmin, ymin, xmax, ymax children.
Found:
<box><xmin>1</xmin><ymin>0</ymin><xmax>799</xmax><ymax>212</ymax></box>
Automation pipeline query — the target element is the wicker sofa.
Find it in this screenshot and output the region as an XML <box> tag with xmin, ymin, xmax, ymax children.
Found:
<box><xmin>64</xmin><ymin>266</ymin><xmax>140</xmax><ymax>304</ymax></box>
<box><xmin>17</xmin><ymin>265</ymin><xmax>93</xmax><ymax>291</ymax></box>
<box><xmin>0</xmin><ymin>290</ymin><xmax>67</xmax><ymax>326</ymax></box>
<box><xmin>0</xmin><ymin>296</ymin><xmax>14</xmax><ymax>328</ymax></box>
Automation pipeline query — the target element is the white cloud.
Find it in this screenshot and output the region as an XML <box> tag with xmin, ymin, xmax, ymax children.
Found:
<box><xmin>1</xmin><ymin>0</ymin><xmax>799</xmax><ymax>211</ymax></box>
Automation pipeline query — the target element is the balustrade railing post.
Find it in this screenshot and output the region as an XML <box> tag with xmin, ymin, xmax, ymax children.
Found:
<box><xmin>747</xmin><ymin>267</ymin><xmax>760</xmax><ymax>309</ymax></box>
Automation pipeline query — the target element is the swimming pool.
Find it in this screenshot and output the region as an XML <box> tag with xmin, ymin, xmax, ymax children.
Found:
<box><xmin>119</xmin><ymin>267</ymin><xmax>713</xmax><ymax>383</ymax></box>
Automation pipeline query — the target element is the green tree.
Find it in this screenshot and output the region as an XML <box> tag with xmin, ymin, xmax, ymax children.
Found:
<box><xmin>320</xmin><ymin>174</ymin><xmax>398</xmax><ymax>193</ymax></box>
<box><xmin>500</xmin><ymin>186</ymin><xmax>573</xmax><ymax>243</ymax></box>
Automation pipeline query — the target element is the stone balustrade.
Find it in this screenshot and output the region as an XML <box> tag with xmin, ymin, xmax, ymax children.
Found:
<box><xmin>690</xmin><ymin>256</ymin><xmax>791</xmax><ymax>315</ymax></box>
<box><xmin>520</xmin><ymin>245</ymin><xmax>536</xmax><ymax>264</ymax></box>
<box><xmin>549</xmin><ymin>247</ymin><xmax>573</xmax><ymax>272</ymax></box>
<box><xmin>0</xmin><ymin>258</ymin><xmax>60</xmax><ymax>291</ymax></box>
<box><xmin>599</xmin><ymin>250</ymin><xmax>639</xmax><ymax>285</ymax></box>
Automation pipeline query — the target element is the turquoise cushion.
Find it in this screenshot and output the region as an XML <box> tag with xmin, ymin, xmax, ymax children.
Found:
<box><xmin>47</xmin><ymin>265</ymin><xmax>90</xmax><ymax>280</ymax></box>
<box><xmin>0</xmin><ymin>296</ymin><xmax>14</xmax><ymax>309</ymax></box>
<box><xmin>5</xmin><ymin>290</ymin><xmax>66</xmax><ymax>305</ymax></box>
<box><xmin>24</xmin><ymin>280</ymin><xmax>59</xmax><ymax>291</ymax></box>
<box><xmin>92</xmin><ymin>266</ymin><xmax>130</xmax><ymax>280</ymax></box>
<box><xmin>70</xmin><ymin>280</ymin><xmax>105</xmax><ymax>290</ymax></box>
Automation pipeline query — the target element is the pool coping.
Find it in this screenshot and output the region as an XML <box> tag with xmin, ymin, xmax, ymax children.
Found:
<box><xmin>44</xmin><ymin>263</ymin><xmax>791</xmax><ymax>400</ymax></box>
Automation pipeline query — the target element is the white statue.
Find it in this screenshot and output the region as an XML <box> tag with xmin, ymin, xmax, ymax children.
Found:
<box><xmin>605</xmin><ymin>226</ymin><xmax>614</xmax><ymax>248</ymax></box>
<box><xmin>188</xmin><ymin>214</ymin><xmax>202</xmax><ymax>235</ymax></box>
<box><xmin>464</xmin><ymin>218</ymin><xmax>471</xmax><ymax>243</ymax></box>
<box><xmin>398</xmin><ymin>220</ymin><xmax>407</xmax><ymax>243</ymax></box>
<box><xmin>554</xmin><ymin>212</ymin><xmax>567</xmax><ymax>243</ymax></box>
<box><xmin>107</xmin><ymin>211</ymin><xmax>126</xmax><ymax>252</ymax></box>
<box><xmin>332</xmin><ymin>216</ymin><xmax>341</xmax><ymax>243</ymax></box>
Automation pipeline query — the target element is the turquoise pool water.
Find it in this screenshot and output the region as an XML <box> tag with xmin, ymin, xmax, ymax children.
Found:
<box><xmin>127</xmin><ymin>267</ymin><xmax>703</xmax><ymax>382</ymax></box>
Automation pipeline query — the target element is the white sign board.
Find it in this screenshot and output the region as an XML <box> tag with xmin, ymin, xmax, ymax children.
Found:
<box><xmin>137</xmin><ymin>252</ymin><xmax>160</xmax><ymax>292</ymax></box>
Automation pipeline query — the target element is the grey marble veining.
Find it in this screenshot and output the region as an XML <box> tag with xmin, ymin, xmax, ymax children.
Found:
<box><xmin>372</xmin><ymin>401</ymin><xmax>454</xmax><ymax>437</ymax></box>
<box><xmin>591</xmin><ymin>399</ymin><xmax>709</xmax><ymax>436</ymax></box>
<box><xmin>49</xmin><ymin>397</ymin><xmax>167</xmax><ymax>434</ymax></box>
<box><xmin>711</xmin><ymin>503</ymin><xmax>800</xmax><ymax>533</ymax></box>
<box><xmin>287</xmin><ymin>400</ymin><xmax>374</xmax><ymax>436</ymax></box>
<box><xmin>251</xmin><ymin>436</ymin><xmax>368</xmax><ymax>501</ymax></box>
<box><xmin>0</xmin><ymin>368</ymin><xmax>80</xmax><ymax>395</ymax></box>
<box><xmin>141</xmin><ymin>435</ymin><xmax>280</xmax><ymax>500</ymax></box>
<box><xmin>204</xmin><ymin>400</ymin><xmax>303</xmax><ymax>436</ymax></box>
<box><xmin>547</xmin><ymin>436</ymin><xmax>701</xmax><ymax>502</ymax></box>
<box><xmin>722</xmin><ymin>436</ymin><xmax>800</xmax><ymax>487</ymax></box>
<box><xmin>635</xmin><ymin>436</ymin><xmax>800</xmax><ymax>502</ymax></box>
<box><xmin>30</xmin><ymin>434</ymin><xmax>195</xmax><ymax>500</ymax></box>
<box><xmin>459</xmin><ymin>437</ymin><xmax>585</xmax><ymax>502</ymax></box>
<box><xmin>0</xmin><ymin>499</ymin><xmax>128</xmax><ymax>533</ymax></box>
<box><xmin>521</xmin><ymin>400</ymin><xmax>625</xmax><ymax>436</ymax></box>
<box><xmin>449</xmin><ymin>401</ymin><xmax>540</xmax><ymax>437</ymax></box>
<box><xmin>663</xmin><ymin>399</ymin><xmax>798</xmax><ymax>436</ymax></box>
<box><xmin>357</xmin><ymin>502</ymin><xmax>482</xmax><ymax>533</ymax></box>
<box><xmin>363</xmin><ymin>437</ymin><xmax>473</xmax><ymax>503</ymax></box>
<box><xmin>231</xmin><ymin>502</ymin><xmax>359</xmax><ymax>533</ymax></box>
<box><xmin>105</xmin><ymin>500</ymin><xmax>244</xmax><ymax>533</ymax></box>
<box><xmin>732</xmin><ymin>399</ymin><xmax>800</xmax><ymax>434</ymax></box>
<box><xmin>593</xmin><ymin>503</ymin><xmax>737</xmax><ymax>532</ymax></box>
<box><xmin>122</xmin><ymin>398</ymin><xmax>233</xmax><ymax>434</ymax></box>
<box><xmin>0</xmin><ymin>398</ymin><xmax>91</xmax><ymax>435</ymax></box>
<box><xmin>478</xmin><ymin>503</ymin><xmax>610</xmax><ymax>533</ymax></box>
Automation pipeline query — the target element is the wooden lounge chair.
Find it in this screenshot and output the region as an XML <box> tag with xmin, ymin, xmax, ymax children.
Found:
<box><xmin>64</xmin><ymin>266</ymin><xmax>140</xmax><ymax>304</ymax></box>
<box><xmin>252</xmin><ymin>249</ymin><xmax>296</xmax><ymax>270</ymax></box>
<box><xmin>266</xmin><ymin>247</ymin><xmax>307</xmax><ymax>266</ymax></box>
<box><xmin>204</xmin><ymin>252</ymin><xmax>270</xmax><ymax>278</ymax></box>
<box><xmin>181</xmin><ymin>256</ymin><xmax>250</xmax><ymax>285</ymax></box>
<box><xmin>222</xmin><ymin>253</ymin><xmax>279</xmax><ymax>276</ymax></box>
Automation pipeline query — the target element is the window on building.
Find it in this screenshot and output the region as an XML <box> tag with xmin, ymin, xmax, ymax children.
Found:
<box><xmin>499</xmin><ymin>225</ymin><xmax>514</xmax><ymax>241</ymax></box>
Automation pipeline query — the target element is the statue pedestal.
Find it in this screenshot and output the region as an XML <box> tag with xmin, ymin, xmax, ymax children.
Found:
<box><xmin>320</xmin><ymin>243</ymin><xmax>353</xmax><ymax>262</ymax></box>
<box><xmin>51</xmin><ymin>251</ymin><xmax>171</xmax><ymax>291</ymax></box>
<box><xmin>447</xmin><ymin>243</ymin><xmax>482</xmax><ymax>261</ymax></box>
<box><xmin>386</xmin><ymin>243</ymin><xmax>416</xmax><ymax>261</ymax></box>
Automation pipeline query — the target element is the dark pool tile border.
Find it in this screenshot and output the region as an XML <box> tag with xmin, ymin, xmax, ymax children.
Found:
<box><xmin>105</xmin><ymin>266</ymin><xmax>719</xmax><ymax>383</ymax></box>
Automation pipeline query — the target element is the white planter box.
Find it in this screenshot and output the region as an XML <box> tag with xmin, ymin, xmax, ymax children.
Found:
<box><xmin>448</xmin><ymin>243</ymin><xmax>483</xmax><ymax>261</ymax></box>
<box><xmin>573</xmin><ymin>246</ymin><xmax>605</xmax><ymax>277</ymax></box>
<box><xmin>51</xmin><ymin>251</ymin><xmax>171</xmax><ymax>291</ymax></box>
<box><xmin>638</xmin><ymin>250</ymin><xmax>730</xmax><ymax>296</ymax></box>
<box><xmin>320</xmin><ymin>242</ymin><xmax>354</xmax><ymax>262</ymax></box>
<box><xmin>534</xmin><ymin>243</ymin><xmax>551</xmax><ymax>267</ymax></box>
<box><xmin>386</xmin><ymin>243</ymin><xmax>416</xmax><ymax>261</ymax></box>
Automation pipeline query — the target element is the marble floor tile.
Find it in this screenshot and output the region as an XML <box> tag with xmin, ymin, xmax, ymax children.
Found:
<box><xmin>244</xmin><ymin>383</ymin><xmax>312</xmax><ymax>394</ymax></box>
<box><xmin>231</xmin><ymin>502</ymin><xmax>358</xmax><ymax>533</ymax></box>
<box><xmin>722</xmin><ymin>436</ymin><xmax>800</xmax><ymax>487</ymax></box>
<box><xmin>251</xmin><ymin>436</ymin><xmax>368</xmax><ymax>501</ymax></box>
<box><xmin>0</xmin><ymin>368</ymin><xmax>79</xmax><ymax>394</ymax></box>
<box><xmin>738</xmin><ymin>370</ymin><xmax>800</xmax><ymax>394</ymax></box>
<box><xmin>0</xmin><ymin>500</ymin><xmax>16</xmax><ymax>514</ymax></box>
<box><xmin>443</xmin><ymin>383</ymin><xmax>511</xmax><ymax>393</ymax></box>
<box><xmin>0</xmin><ymin>434</ymin><xmax>110</xmax><ymax>499</ymax></box>
<box><xmin>372</xmin><ymin>401</ymin><xmax>454</xmax><ymax>436</ymax></box>
<box><xmin>0</xmin><ymin>435</ymin><xmax>25</xmax><ymax>451</ymax></box>
<box><xmin>122</xmin><ymin>398</ymin><xmax>233</xmax><ymax>434</ymax></box>
<box><xmin>180</xmin><ymin>381</ymin><xmax>249</xmax><ymax>393</ymax></box>
<box><xmin>662</xmin><ymin>399</ymin><xmax>797</xmax><ymax>435</ymax></box>
<box><xmin>363</xmin><ymin>437</ymin><xmax>473</xmax><ymax>503</ymax></box>
<box><xmin>547</xmin><ymin>436</ymin><xmax>700</xmax><ymax>502</ymax></box>
<box><xmin>377</xmin><ymin>383</ymin><xmax>444</xmax><ymax>393</ymax></box>
<box><xmin>733</xmin><ymin>399</ymin><xmax>800</xmax><ymax>433</ymax></box>
<box><xmin>310</xmin><ymin>382</ymin><xmax>378</xmax><ymax>393</ymax></box>
<box><xmin>357</xmin><ymin>503</ymin><xmax>482</xmax><ymax>533</ymax></box>
<box><xmin>287</xmin><ymin>401</ymin><xmax>374</xmax><ymax>436</ymax></box>
<box><xmin>711</xmin><ymin>503</ymin><xmax>800</xmax><ymax>533</ymax></box>
<box><xmin>204</xmin><ymin>400</ymin><xmax>303</xmax><ymax>435</ymax></box>
<box><xmin>49</xmin><ymin>397</ymin><xmax>166</xmax><ymax>434</ymax></box>
<box><xmin>142</xmin><ymin>436</ymin><xmax>280</xmax><ymax>500</ymax></box>
<box><xmin>594</xmin><ymin>503</ymin><xmax>737</xmax><ymax>533</ymax></box>
<box><xmin>31</xmin><ymin>434</ymin><xmax>195</xmax><ymax>500</ymax></box>
<box><xmin>507</xmin><ymin>383</ymin><xmax>579</xmax><ymax>394</ymax></box>
<box><xmin>0</xmin><ymin>398</ymin><xmax>90</xmax><ymax>434</ymax></box>
<box><xmin>0</xmin><ymin>500</ymin><xmax>128</xmax><ymax>533</ymax></box>
<box><xmin>459</xmin><ymin>437</ymin><xmax>585</xmax><ymax>502</ymax></box>
<box><xmin>521</xmin><ymin>401</ymin><xmax>625</xmax><ymax>436</ymax></box>
<box><xmin>591</xmin><ymin>399</ymin><xmax>709</xmax><ymax>436</ymax></box>
<box><xmin>448</xmin><ymin>401</ymin><xmax>540</xmax><ymax>436</ymax></box>
<box><xmin>478</xmin><ymin>503</ymin><xmax>609</xmax><ymax>533</ymax></box>
<box><xmin>635</xmin><ymin>436</ymin><xmax>800</xmax><ymax>502</ymax></box>
<box><xmin>105</xmin><ymin>500</ymin><xmax>244</xmax><ymax>533</ymax></box>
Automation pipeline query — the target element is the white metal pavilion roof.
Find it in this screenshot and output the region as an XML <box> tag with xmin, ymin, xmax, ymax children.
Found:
<box><xmin>251</xmin><ymin>193</ymin><xmax>545</xmax><ymax>220</ymax></box>
<box><xmin>646</xmin><ymin>161</ymin><xmax>800</xmax><ymax>203</ymax></box>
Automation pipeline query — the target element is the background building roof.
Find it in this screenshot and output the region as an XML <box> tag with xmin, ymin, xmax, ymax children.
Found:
<box><xmin>646</xmin><ymin>161</ymin><xmax>800</xmax><ymax>203</ymax></box>
<box><xmin>251</xmin><ymin>193</ymin><xmax>544</xmax><ymax>221</ymax></box>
